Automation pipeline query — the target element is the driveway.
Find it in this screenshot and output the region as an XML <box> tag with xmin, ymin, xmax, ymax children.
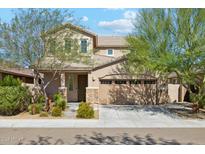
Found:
<box><xmin>99</xmin><ymin>104</ymin><xmax>205</xmax><ymax>127</ymax></box>
<box><xmin>1</xmin><ymin>103</ymin><xmax>205</xmax><ymax>128</ymax></box>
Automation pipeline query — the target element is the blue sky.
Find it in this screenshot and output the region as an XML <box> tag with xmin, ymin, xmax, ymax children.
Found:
<box><xmin>0</xmin><ymin>8</ymin><xmax>139</xmax><ymax>36</ymax></box>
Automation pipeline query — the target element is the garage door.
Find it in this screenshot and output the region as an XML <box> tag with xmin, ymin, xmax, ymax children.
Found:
<box><xmin>99</xmin><ymin>79</ymin><xmax>157</xmax><ymax>105</ymax></box>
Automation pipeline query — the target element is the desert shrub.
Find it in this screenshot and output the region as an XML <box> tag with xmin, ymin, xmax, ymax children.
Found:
<box><xmin>28</xmin><ymin>104</ymin><xmax>43</xmax><ymax>115</ymax></box>
<box><xmin>53</xmin><ymin>93</ymin><xmax>62</xmax><ymax>102</ymax></box>
<box><xmin>51</xmin><ymin>107</ymin><xmax>62</xmax><ymax>117</ymax></box>
<box><xmin>76</xmin><ymin>102</ymin><xmax>94</xmax><ymax>119</ymax></box>
<box><xmin>0</xmin><ymin>86</ymin><xmax>32</xmax><ymax>116</ymax></box>
<box><xmin>0</xmin><ymin>75</ymin><xmax>22</xmax><ymax>86</ymax></box>
<box><xmin>198</xmin><ymin>97</ymin><xmax>205</xmax><ymax>109</ymax></box>
<box><xmin>53</xmin><ymin>93</ymin><xmax>67</xmax><ymax>111</ymax></box>
<box><xmin>56</xmin><ymin>99</ymin><xmax>67</xmax><ymax>111</ymax></box>
<box><xmin>36</xmin><ymin>95</ymin><xmax>46</xmax><ymax>104</ymax></box>
<box><xmin>190</xmin><ymin>93</ymin><xmax>205</xmax><ymax>108</ymax></box>
<box><xmin>39</xmin><ymin>112</ymin><xmax>49</xmax><ymax>117</ymax></box>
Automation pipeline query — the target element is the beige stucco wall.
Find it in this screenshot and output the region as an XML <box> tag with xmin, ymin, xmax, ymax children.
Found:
<box><xmin>168</xmin><ymin>84</ymin><xmax>179</xmax><ymax>102</ymax></box>
<box><xmin>168</xmin><ymin>84</ymin><xmax>187</xmax><ymax>102</ymax></box>
<box><xmin>45</xmin><ymin>27</ymin><xmax>94</xmax><ymax>55</ymax></box>
<box><xmin>95</xmin><ymin>49</ymin><xmax>126</xmax><ymax>58</ymax></box>
<box><xmin>88</xmin><ymin>62</ymin><xmax>124</xmax><ymax>87</ymax></box>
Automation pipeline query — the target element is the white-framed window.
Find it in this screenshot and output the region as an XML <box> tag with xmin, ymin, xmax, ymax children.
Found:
<box><xmin>107</xmin><ymin>49</ymin><xmax>113</xmax><ymax>56</ymax></box>
<box><xmin>64</xmin><ymin>38</ymin><xmax>72</xmax><ymax>52</ymax></box>
<box><xmin>80</xmin><ymin>39</ymin><xmax>88</xmax><ymax>53</ymax></box>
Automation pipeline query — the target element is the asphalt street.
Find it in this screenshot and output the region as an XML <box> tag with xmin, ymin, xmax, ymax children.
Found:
<box><xmin>0</xmin><ymin>128</ymin><xmax>205</xmax><ymax>145</ymax></box>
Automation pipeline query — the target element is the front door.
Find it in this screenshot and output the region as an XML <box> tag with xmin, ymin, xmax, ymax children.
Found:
<box><xmin>78</xmin><ymin>75</ymin><xmax>88</xmax><ymax>102</ymax></box>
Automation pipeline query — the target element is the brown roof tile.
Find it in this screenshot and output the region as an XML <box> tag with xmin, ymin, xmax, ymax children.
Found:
<box><xmin>0</xmin><ymin>67</ymin><xmax>34</xmax><ymax>77</ymax></box>
<box><xmin>97</xmin><ymin>36</ymin><xmax>128</xmax><ymax>48</ymax></box>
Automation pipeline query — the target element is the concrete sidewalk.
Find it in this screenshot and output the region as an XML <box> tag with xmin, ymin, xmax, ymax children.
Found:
<box><xmin>1</xmin><ymin>119</ymin><xmax>205</xmax><ymax>128</ymax></box>
<box><xmin>1</xmin><ymin>104</ymin><xmax>205</xmax><ymax>128</ymax></box>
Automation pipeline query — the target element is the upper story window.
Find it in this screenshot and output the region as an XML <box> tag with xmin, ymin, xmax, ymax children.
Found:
<box><xmin>64</xmin><ymin>38</ymin><xmax>72</xmax><ymax>52</ymax></box>
<box><xmin>107</xmin><ymin>49</ymin><xmax>113</xmax><ymax>56</ymax></box>
<box><xmin>80</xmin><ymin>39</ymin><xmax>88</xmax><ymax>53</ymax></box>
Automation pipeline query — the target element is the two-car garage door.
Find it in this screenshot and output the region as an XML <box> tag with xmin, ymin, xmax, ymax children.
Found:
<box><xmin>98</xmin><ymin>74</ymin><xmax>157</xmax><ymax>105</ymax></box>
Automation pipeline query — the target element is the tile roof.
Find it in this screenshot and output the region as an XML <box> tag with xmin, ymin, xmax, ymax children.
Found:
<box><xmin>42</xmin><ymin>23</ymin><xmax>128</xmax><ymax>48</ymax></box>
<box><xmin>100</xmin><ymin>73</ymin><xmax>157</xmax><ymax>80</ymax></box>
<box><xmin>92</xmin><ymin>54</ymin><xmax>116</xmax><ymax>66</ymax></box>
<box><xmin>97</xmin><ymin>36</ymin><xmax>128</xmax><ymax>47</ymax></box>
<box><xmin>0</xmin><ymin>67</ymin><xmax>34</xmax><ymax>77</ymax></box>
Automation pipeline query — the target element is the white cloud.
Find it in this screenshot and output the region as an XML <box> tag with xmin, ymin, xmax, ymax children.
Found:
<box><xmin>82</xmin><ymin>16</ymin><xmax>88</xmax><ymax>22</ymax></box>
<box><xmin>123</xmin><ymin>10</ymin><xmax>137</xmax><ymax>19</ymax></box>
<box><xmin>98</xmin><ymin>10</ymin><xmax>138</xmax><ymax>34</ymax></box>
<box><xmin>98</xmin><ymin>19</ymin><xmax>134</xmax><ymax>33</ymax></box>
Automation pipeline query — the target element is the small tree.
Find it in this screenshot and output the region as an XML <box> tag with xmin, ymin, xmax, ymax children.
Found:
<box><xmin>127</xmin><ymin>9</ymin><xmax>205</xmax><ymax>106</ymax></box>
<box><xmin>0</xmin><ymin>9</ymin><xmax>92</xmax><ymax>106</ymax></box>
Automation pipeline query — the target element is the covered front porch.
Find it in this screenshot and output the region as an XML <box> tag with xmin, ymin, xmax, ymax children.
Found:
<box><xmin>43</xmin><ymin>71</ymin><xmax>88</xmax><ymax>102</ymax></box>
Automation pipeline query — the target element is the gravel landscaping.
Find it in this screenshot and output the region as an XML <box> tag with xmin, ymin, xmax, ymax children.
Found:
<box><xmin>1</xmin><ymin>102</ymin><xmax>205</xmax><ymax>128</ymax></box>
<box><xmin>0</xmin><ymin>104</ymin><xmax>99</xmax><ymax>119</ymax></box>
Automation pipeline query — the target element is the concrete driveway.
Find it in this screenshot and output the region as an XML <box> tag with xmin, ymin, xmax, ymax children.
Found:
<box><xmin>1</xmin><ymin>103</ymin><xmax>205</xmax><ymax>128</ymax></box>
<box><xmin>99</xmin><ymin>105</ymin><xmax>205</xmax><ymax>127</ymax></box>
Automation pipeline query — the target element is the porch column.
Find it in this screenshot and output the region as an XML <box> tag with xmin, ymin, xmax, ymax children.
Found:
<box><xmin>60</xmin><ymin>73</ymin><xmax>65</xmax><ymax>87</ymax></box>
<box><xmin>58</xmin><ymin>72</ymin><xmax>67</xmax><ymax>101</ymax></box>
<box><xmin>178</xmin><ymin>84</ymin><xmax>183</xmax><ymax>102</ymax></box>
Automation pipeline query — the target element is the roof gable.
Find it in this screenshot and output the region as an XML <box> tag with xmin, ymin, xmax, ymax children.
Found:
<box><xmin>42</xmin><ymin>23</ymin><xmax>128</xmax><ymax>48</ymax></box>
<box><xmin>42</xmin><ymin>23</ymin><xmax>97</xmax><ymax>38</ymax></box>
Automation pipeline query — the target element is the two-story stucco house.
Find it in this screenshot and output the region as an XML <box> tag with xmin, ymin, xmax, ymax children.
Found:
<box><xmin>38</xmin><ymin>23</ymin><xmax>187</xmax><ymax>105</ymax></box>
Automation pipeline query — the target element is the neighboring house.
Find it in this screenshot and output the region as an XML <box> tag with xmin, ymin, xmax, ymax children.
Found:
<box><xmin>39</xmin><ymin>23</ymin><xmax>184</xmax><ymax>104</ymax></box>
<box><xmin>0</xmin><ymin>67</ymin><xmax>34</xmax><ymax>84</ymax></box>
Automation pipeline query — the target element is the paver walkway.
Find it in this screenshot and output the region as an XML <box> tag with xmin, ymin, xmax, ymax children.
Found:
<box><xmin>1</xmin><ymin>103</ymin><xmax>205</xmax><ymax>128</ymax></box>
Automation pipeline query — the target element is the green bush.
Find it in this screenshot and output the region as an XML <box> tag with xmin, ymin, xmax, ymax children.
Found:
<box><xmin>76</xmin><ymin>102</ymin><xmax>94</xmax><ymax>119</ymax></box>
<box><xmin>0</xmin><ymin>86</ymin><xmax>31</xmax><ymax>116</ymax></box>
<box><xmin>53</xmin><ymin>93</ymin><xmax>62</xmax><ymax>102</ymax></box>
<box><xmin>36</xmin><ymin>95</ymin><xmax>46</xmax><ymax>104</ymax></box>
<box><xmin>53</xmin><ymin>93</ymin><xmax>67</xmax><ymax>111</ymax></box>
<box><xmin>51</xmin><ymin>107</ymin><xmax>62</xmax><ymax>117</ymax></box>
<box><xmin>198</xmin><ymin>97</ymin><xmax>205</xmax><ymax>109</ymax></box>
<box><xmin>0</xmin><ymin>75</ymin><xmax>22</xmax><ymax>86</ymax></box>
<box><xmin>39</xmin><ymin>112</ymin><xmax>49</xmax><ymax>117</ymax></box>
<box><xmin>28</xmin><ymin>103</ymin><xmax>43</xmax><ymax>115</ymax></box>
<box><xmin>190</xmin><ymin>93</ymin><xmax>205</xmax><ymax>108</ymax></box>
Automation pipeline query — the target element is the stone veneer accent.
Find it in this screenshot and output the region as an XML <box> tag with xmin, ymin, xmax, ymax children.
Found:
<box><xmin>86</xmin><ymin>87</ymin><xmax>99</xmax><ymax>104</ymax></box>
